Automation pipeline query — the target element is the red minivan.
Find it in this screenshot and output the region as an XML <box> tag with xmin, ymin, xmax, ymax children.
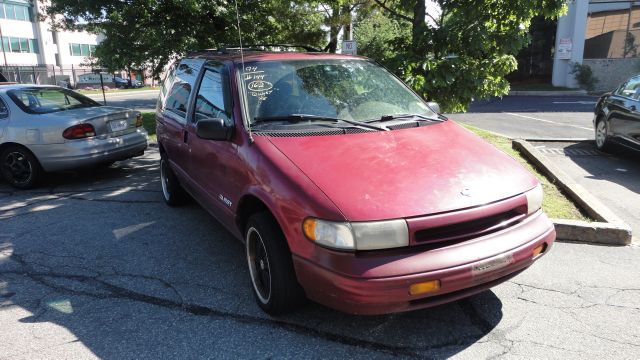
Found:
<box><xmin>156</xmin><ymin>49</ymin><xmax>555</xmax><ymax>315</ymax></box>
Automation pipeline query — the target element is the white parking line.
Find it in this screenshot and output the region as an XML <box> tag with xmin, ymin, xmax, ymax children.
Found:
<box><xmin>503</xmin><ymin>112</ymin><xmax>593</xmax><ymax>131</ymax></box>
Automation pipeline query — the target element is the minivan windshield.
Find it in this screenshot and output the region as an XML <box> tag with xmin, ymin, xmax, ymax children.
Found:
<box><xmin>8</xmin><ymin>87</ymin><xmax>100</xmax><ymax>114</ymax></box>
<box><xmin>239</xmin><ymin>59</ymin><xmax>437</xmax><ymax>126</ymax></box>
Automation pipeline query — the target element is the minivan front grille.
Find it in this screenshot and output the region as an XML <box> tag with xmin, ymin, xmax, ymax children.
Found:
<box><xmin>414</xmin><ymin>209</ymin><xmax>524</xmax><ymax>245</ymax></box>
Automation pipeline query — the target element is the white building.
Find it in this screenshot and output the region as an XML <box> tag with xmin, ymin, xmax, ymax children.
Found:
<box><xmin>0</xmin><ymin>0</ymin><xmax>101</xmax><ymax>69</ymax></box>
<box><xmin>553</xmin><ymin>0</ymin><xmax>640</xmax><ymax>91</ymax></box>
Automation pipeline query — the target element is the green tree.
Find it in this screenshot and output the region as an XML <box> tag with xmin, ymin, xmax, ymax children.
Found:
<box><xmin>42</xmin><ymin>0</ymin><xmax>325</xmax><ymax>77</ymax></box>
<box><xmin>353</xmin><ymin>6</ymin><xmax>411</xmax><ymax>73</ymax></box>
<box><xmin>370</xmin><ymin>0</ymin><xmax>567</xmax><ymax>112</ymax></box>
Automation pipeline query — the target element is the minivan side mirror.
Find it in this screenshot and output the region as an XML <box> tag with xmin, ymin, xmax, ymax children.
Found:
<box><xmin>195</xmin><ymin>118</ymin><xmax>234</xmax><ymax>141</ymax></box>
<box><xmin>427</xmin><ymin>101</ymin><xmax>441</xmax><ymax>114</ymax></box>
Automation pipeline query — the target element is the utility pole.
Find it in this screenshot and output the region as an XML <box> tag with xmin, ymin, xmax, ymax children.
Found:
<box><xmin>0</xmin><ymin>22</ymin><xmax>8</xmax><ymax>67</ymax></box>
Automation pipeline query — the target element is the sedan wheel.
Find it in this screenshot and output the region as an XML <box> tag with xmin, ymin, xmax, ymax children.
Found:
<box><xmin>0</xmin><ymin>146</ymin><xmax>42</xmax><ymax>189</ymax></box>
<box><xmin>595</xmin><ymin>119</ymin><xmax>610</xmax><ymax>151</ymax></box>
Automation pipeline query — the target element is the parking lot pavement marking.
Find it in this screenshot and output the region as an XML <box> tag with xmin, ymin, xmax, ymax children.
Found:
<box><xmin>552</xmin><ymin>101</ymin><xmax>597</xmax><ymax>105</ymax></box>
<box><xmin>536</xmin><ymin>147</ymin><xmax>602</xmax><ymax>156</ymax></box>
<box><xmin>504</xmin><ymin>112</ymin><xmax>593</xmax><ymax>131</ymax></box>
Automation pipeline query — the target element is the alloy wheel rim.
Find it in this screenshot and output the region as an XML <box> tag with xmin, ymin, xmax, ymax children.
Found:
<box><xmin>246</xmin><ymin>227</ymin><xmax>271</xmax><ymax>304</ymax></box>
<box><xmin>2</xmin><ymin>151</ymin><xmax>32</xmax><ymax>185</ymax></box>
<box><xmin>160</xmin><ymin>159</ymin><xmax>170</xmax><ymax>200</ymax></box>
<box><xmin>596</xmin><ymin>121</ymin><xmax>606</xmax><ymax>148</ymax></box>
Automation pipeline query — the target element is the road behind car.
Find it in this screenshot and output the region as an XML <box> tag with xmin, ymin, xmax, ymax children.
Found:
<box><xmin>1</xmin><ymin>149</ymin><xmax>640</xmax><ymax>359</ymax></box>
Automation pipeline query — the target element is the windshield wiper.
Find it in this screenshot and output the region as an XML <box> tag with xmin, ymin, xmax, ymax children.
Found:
<box><xmin>254</xmin><ymin>114</ymin><xmax>387</xmax><ymax>131</ymax></box>
<box><xmin>365</xmin><ymin>113</ymin><xmax>445</xmax><ymax>123</ymax></box>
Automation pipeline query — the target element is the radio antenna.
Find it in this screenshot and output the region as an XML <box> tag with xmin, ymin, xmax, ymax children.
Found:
<box><xmin>233</xmin><ymin>0</ymin><xmax>253</xmax><ymax>143</ymax></box>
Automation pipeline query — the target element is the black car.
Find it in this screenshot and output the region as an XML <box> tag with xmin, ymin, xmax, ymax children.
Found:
<box><xmin>594</xmin><ymin>74</ymin><xmax>640</xmax><ymax>152</ymax></box>
<box><xmin>113</xmin><ymin>76</ymin><xmax>143</xmax><ymax>89</ymax></box>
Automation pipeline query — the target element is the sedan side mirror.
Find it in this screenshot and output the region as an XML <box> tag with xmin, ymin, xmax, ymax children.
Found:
<box><xmin>427</xmin><ymin>101</ymin><xmax>441</xmax><ymax>114</ymax></box>
<box><xmin>195</xmin><ymin>118</ymin><xmax>234</xmax><ymax>141</ymax></box>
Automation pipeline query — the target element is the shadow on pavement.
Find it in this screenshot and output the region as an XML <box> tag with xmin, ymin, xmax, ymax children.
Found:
<box><xmin>0</xmin><ymin>152</ymin><xmax>504</xmax><ymax>358</ymax></box>
<box><xmin>562</xmin><ymin>142</ymin><xmax>640</xmax><ymax>196</ymax></box>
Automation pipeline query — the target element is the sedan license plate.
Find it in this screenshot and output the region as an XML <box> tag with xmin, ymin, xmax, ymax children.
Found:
<box><xmin>472</xmin><ymin>254</ymin><xmax>513</xmax><ymax>277</ymax></box>
<box><xmin>109</xmin><ymin>119</ymin><xmax>129</xmax><ymax>132</ymax></box>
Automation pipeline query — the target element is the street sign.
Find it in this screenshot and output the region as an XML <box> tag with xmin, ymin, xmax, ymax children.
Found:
<box><xmin>341</xmin><ymin>40</ymin><xmax>357</xmax><ymax>55</ymax></box>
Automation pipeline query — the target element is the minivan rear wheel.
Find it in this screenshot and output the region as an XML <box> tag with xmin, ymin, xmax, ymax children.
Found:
<box><xmin>160</xmin><ymin>156</ymin><xmax>187</xmax><ymax>206</ymax></box>
<box><xmin>245</xmin><ymin>212</ymin><xmax>305</xmax><ymax>314</ymax></box>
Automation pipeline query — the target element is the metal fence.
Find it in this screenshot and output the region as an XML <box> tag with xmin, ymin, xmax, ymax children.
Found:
<box><xmin>0</xmin><ymin>65</ymin><xmax>139</xmax><ymax>89</ymax></box>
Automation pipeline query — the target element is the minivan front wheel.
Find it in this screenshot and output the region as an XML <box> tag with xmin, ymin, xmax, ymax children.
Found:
<box><xmin>160</xmin><ymin>157</ymin><xmax>187</xmax><ymax>206</ymax></box>
<box><xmin>245</xmin><ymin>212</ymin><xmax>305</xmax><ymax>314</ymax></box>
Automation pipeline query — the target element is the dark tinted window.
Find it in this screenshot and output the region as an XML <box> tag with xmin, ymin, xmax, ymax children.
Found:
<box><xmin>616</xmin><ymin>76</ymin><xmax>640</xmax><ymax>99</ymax></box>
<box><xmin>194</xmin><ymin>68</ymin><xmax>231</xmax><ymax>125</ymax></box>
<box><xmin>7</xmin><ymin>88</ymin><xmax>100</xmax><ymax>114</ymax></box>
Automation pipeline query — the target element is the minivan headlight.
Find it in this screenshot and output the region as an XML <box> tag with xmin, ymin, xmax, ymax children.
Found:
<box><xmin>303</xmin><ymin>218</ymin><xmax>409</xmax><ymax>251</ymax></box>
<box><xmin>525</xmin><ymin>184</ymin><xmax>544</xmax><ymax>215</ymax></box>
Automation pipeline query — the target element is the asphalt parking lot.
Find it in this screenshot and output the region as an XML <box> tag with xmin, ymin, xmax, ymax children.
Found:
<box><xmin>2</xmin><ymin>148</ymin><xmax>640</xmax><ymax>359</ymax></box>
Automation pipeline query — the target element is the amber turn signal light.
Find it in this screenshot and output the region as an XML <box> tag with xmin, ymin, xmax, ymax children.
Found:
<box><xmin>409</xmin><ymin>280</ymin><xmax>441</xmax><ymax>296</ymax></box>
<box><xmin>135</xmin><ymin>113</ymin><xmax>144</xmax><ymax>127</ymax></box>
<box><xmin>532</xmin><ymin>243</ymin><xmax>546</xmax><ymax>258</ymax></box>
<box><xmin>302</xmin><ymin>218</ymin><xmax>317</xmax><ymax>241</ymax></box>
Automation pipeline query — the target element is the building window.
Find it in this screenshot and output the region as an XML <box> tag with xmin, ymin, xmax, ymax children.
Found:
<box><xmin>69</xmin><ymin>43</ymin><xmax>97</xmax><ymax>57</ymax></box>
<box><xmin>0</xmin><ymin>2</ymin><xmax>32</xmax><ymax>22</ymax></box>
<box><xmin>0</xmin><ymin>36</ymin><xmax>39</xmax><ymax>53</ymax></box>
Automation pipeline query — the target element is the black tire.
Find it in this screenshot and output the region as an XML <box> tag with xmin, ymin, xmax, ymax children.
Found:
<box><xmin>595</xmin><ymin>117</ymin><xmax>612</xmax><ymax>152</ymax></box>
<box><xmin>245</xmin><ymin>212</ymin><xmax>305</xmax><ymax>315</ymax></box>
<box><xmin>0</xmin><ymin>145</ymin><xmax>42</xmax><ymax>189</ymax></box>
<box><xmin>160</xmin><ymin>156</ymin><xmax>187</xmax><ymax>206</ymax></box>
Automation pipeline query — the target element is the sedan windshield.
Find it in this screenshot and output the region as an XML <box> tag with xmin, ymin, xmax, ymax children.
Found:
<box><xmin>7</xmin><ymin>88</ymin><xmax>100</xmax><ymax>114</ymax></box>
<box><xmin>239</xmin><ymin>59</ymin><xmax>437</xmax><ymax>126</ymax></box>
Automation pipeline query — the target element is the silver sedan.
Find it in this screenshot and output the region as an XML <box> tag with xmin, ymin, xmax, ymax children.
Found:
<box><xmin>0</xmin><ymin>85</ymin><xmax>148</xmax><ymax>189</ymax></box>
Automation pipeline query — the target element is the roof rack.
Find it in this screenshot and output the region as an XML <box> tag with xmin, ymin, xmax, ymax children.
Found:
<box><xmin>190</xmin><ymin>44</ymin><xmax>323</xmax><ymax>56</ymax></box>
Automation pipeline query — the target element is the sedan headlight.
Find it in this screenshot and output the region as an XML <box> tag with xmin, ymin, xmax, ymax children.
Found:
<box><xmin>525</xmin><ymin>184</ymin><xmax>544</xmax><ymax>215</ymax></box>
<box><xmin>303</xmin><ymin>218</ymin><xmax>409</xmax><ymax>251</ymax></box>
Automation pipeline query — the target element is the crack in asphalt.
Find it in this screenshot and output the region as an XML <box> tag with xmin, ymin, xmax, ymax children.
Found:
<box><xmin>1</xmin><ymin>254</ymin><xmax>482</xmax><ymax>359</ymax></box>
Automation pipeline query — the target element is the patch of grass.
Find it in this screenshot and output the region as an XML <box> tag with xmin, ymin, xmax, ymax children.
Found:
<box><xmin>462</xmin><ymin>124</ymin><xmax>590</xmax><ymax>221</ymax></box>
<box><xmin>141</xmin><ymin>112</ymin><xmax>156</xmax><ymax>142</ymax></box>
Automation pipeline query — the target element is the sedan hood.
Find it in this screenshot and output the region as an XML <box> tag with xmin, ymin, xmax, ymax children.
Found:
<box><xmin>267</xmin><ymin>121</ymin><xmax>538</xmax><ymax>221</ymax></box>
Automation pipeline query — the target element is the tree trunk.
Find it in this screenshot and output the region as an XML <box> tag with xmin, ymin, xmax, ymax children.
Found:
<box><xmin>411</xmin><ymin>0</ymin><xmax>426</xmax><ymax>56</ymax></box>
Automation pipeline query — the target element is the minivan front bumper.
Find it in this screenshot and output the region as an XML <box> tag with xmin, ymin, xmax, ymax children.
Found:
<box><xmin>293</xmin><ymin>210</ymin><xmax>555</xmax><ymax>315</ymax></box>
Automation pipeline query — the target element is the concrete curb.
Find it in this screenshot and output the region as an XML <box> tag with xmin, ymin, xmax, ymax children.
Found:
<box><xmin>508</xmin><ymin>90</ymin><xmax>588</xmax><ymax>96</ymax></box>
<box><xmin>512</xmin><ymin>139</ymin><xmax>632</xmax><ymax>246</ymax></box>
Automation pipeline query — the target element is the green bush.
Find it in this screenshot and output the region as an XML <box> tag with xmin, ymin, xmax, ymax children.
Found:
<box><xmin>570</xmin><ymin>62</ymin><xmax>598</xmax><ymax>92</ymax></box>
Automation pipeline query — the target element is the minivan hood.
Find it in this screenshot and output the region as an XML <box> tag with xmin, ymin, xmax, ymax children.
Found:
<box><xmin>267</xmin><ymin>121</ymin><xmax>538</xmax><ymax>221</ymax></box>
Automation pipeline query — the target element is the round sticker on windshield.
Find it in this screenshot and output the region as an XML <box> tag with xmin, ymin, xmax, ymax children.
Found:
<box><xmin>248</xmin><ymin>80</ymin><xmax>273</xmax><ymax>92</ymax></box>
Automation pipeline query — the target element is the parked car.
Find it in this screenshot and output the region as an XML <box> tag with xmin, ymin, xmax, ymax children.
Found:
<box><xmin>114</xmin><ymin>76</ymin><xmax>143</xmax><ymax>89</ymax></box>
<box><xmin>594</xmin><ymin>74</ymin><xmax>640</xmax><ymax>152</ymax></box>
<box><xmin>156</xmin><ymin>50</ymin><xmax>555</xmax><ymax>315</ymax></box>
<box><xmin>0</xmin><ymin>85</ymin><xmax>149</xmax><ymax>189</ymax></box>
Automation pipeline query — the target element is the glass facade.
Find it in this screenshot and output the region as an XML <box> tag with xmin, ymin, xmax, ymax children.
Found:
<box><xmin>69</xmin><ymin>43</ymin><xmax>97</xmax><ymax>57</ymax></box>
<box><xmin>0</xmin><ymin>36</ymin><xmax>39</xmax><ymax>53</ymax></box>
<box><xmin>0</xmin><ymin>2</ymin><xmax>31</xmax><ymax>22</ymax></box>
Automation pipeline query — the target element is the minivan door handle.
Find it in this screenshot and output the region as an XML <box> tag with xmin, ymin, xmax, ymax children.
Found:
<box><xmin>182</xmin><ymin>129</ymin><xmax>189</xmax><ymax>143</ymax></box>
<box><xmin>630</xmin><ymin>105</ymin><xmax>637</xmax><ymax>112</ymax></box>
